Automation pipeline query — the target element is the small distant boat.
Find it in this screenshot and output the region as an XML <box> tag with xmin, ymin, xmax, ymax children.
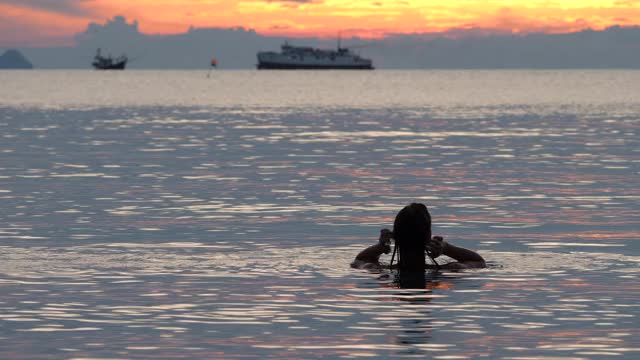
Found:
<box><xmin>257</xmin><ymin>41</ymin><xmax>373</xmax><ymax>70</ymax></box>
<box><xmin>92</xmin><ymin>48</ymin><xmax>127</xmax><ymax>70</ymax></box>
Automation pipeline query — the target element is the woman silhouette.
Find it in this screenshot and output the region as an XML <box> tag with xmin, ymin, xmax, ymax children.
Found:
<box><xmin>352</xmin><ymin>203</ymin><xmax>485</xmax><ymax>270</ymax></box>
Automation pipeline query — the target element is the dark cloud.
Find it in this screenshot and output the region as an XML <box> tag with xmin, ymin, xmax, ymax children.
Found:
<box><xmin>7</xmin><ymin>14</ymin><xmax>640</xmax><ymax>69</ymax></box>
<box><xmin>269</xmin><ymin>24</ymin><xmax>292</xmax><ymax>30</ymax></box>
<box><xmin>0</xmin><ymin>0</ymin><xmax>91</xmax><ymax>16</ymax></box>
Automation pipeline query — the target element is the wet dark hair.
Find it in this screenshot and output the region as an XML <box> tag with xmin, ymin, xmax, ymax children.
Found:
<box><xmin>393</xmin><ymin>203</ymin><xmax>431</xmax><ymax>272</ymax></box>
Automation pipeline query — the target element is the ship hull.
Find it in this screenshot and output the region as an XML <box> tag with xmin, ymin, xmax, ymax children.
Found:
<box><xmin>93</xmin><ymin>61</ymin><xmax>127</xmax><ymax>70</ymax></box>
<box><xmin>258</xmin><ymin>61</ymin><xmax>373</xmax><ymax>70</ymax></box>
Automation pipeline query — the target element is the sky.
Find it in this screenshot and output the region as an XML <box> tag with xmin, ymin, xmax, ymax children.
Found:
<box><xmin>2</xmin><ymin>0</ymin><xmax>640</xmax><ymax>46</ymax></box>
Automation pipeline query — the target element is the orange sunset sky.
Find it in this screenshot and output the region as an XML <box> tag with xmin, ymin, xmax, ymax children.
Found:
<box><xmin>2</xmin><ymin>0</ymin><xmax>640</xmax><ymax>46</ymax></box>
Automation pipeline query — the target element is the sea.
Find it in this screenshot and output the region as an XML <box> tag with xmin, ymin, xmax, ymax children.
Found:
<box><xmin>0</xmin><ymin>70</ymin><xmax>638</xmax><ymax>359</ymax></box>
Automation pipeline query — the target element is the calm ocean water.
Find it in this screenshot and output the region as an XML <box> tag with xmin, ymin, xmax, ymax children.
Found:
<box><xmin>0</xmin><ymin>70</ymin><xmax>639</xmax><ymax>359</ymax></box>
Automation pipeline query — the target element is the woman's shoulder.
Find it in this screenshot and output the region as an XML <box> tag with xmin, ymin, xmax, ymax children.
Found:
<box><xmin>350</xmin><ymin>260</ymin><xmax>383</xmax><ymax>270</ymax></box>
<box><xmin>436</xmin><ymin>261</ymin><xmax>486</xmax><ymax>270</ymax></box>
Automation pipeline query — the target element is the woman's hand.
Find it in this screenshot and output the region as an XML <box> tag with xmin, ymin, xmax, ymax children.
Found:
<box><xmin>379</xmin><ymin>228</ymin><xmax>393</xmax><ymax>254</ymax></box>
<box><xmin>425</xmin><ymin>236</ymin><xmax>447</xmax><ymax>258</ymax></box>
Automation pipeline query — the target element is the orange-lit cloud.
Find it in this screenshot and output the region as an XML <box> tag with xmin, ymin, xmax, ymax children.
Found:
<box><xmin>2</xmin><ymin>0</ymin><xmax>640</xmax><ymax>46</ymax></box>
<box><xmin>0</xmin><ymin>3</ymin><xmax>94</xmax><ymax>46</ymax></box>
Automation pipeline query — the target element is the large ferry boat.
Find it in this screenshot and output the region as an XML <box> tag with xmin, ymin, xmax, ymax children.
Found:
<box><xmin>257</xmin><ymin>42</ymin><xmax>373</xmax><ymax>70</ymax></box>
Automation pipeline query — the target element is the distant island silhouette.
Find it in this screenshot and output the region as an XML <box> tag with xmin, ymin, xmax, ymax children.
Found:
<box><xmin>0</xmin><ymin>50</ymin><xmax>33</xmax><ymax>69</ymax></box>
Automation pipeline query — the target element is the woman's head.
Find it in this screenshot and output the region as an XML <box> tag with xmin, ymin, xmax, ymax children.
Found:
<box><xmin>393</xmin><ymin>203</ymin><xmax>432</xmax><ymax>272</ymax></box>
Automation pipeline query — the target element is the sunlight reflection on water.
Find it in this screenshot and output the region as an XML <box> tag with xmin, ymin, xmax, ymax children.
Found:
<box><xmin>1</xmin><ymin>244</ymin><xmax>638</xmax><ymax>359</ymax></box>
<box><xmin>0</xmin><ymin>71</ymin><xmax>639</xmax><ymax>359</ymax></box>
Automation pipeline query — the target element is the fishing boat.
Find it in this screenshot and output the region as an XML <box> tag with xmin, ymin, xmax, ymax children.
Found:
<box><xmin>257</xmin><ymin>41</ymin><xmax>373</xmax><ymax>70</ymax></box>
<box><xmin>92</xmin><ymin>48</ymin><xmax>127</xmax><ymax>70</ymax></box>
